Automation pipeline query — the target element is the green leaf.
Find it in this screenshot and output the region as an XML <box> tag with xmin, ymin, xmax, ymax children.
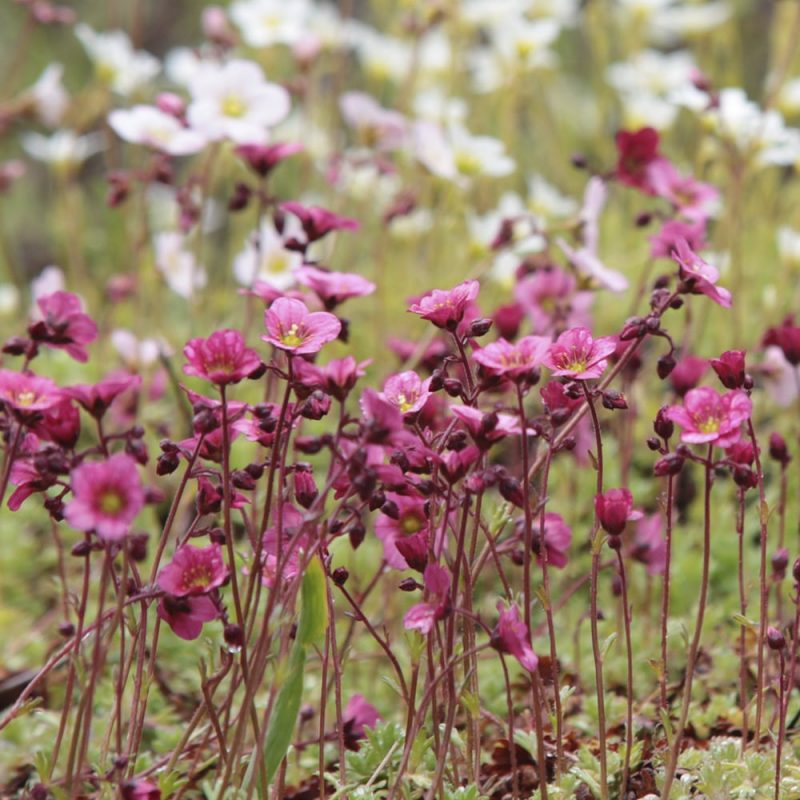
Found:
<box><xmin>600</xmin><ymin>632</ymin><xmax>617</xmax><ymax>661</ymax></box>
<box><xmin>297</xmin><ymin>554</ymin><xmax>329</xmax><ymax>647</ymax></box>
<box><xmin>262</xmin><ymin>640</ymin><xmax>307</xmax><ymax>785</ymax></box>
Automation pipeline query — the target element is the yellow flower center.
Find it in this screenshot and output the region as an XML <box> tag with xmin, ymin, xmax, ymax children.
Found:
<box><xmin>454</xmin><ymin>150</ymin><xmax>482</xmax><ymax>176</ymax></box>
<box><xmin>397</xmin><ymin>393</ymin><xmax>416</xmax><ymax>413</ymax></box>
<box><xmin>99</xmin><ymin>489</ymin><xmax>124</xmax><ymax>515</ymax></box>
<box><xmin>697</xmin><ymin>417</ymin><xmax>720</xmax><ymax>434</ymax></box>
<box><xmin>280</xmin><ymin>323</ymin><xmax>305</xmax><ymax>348</ymax></box>
<box><xmin>15</xmin><ymin>390</ymin><xmax>36</xmax><ymax>407</ymax></box>
<box><xmin>222</xmin><ymin>95</ymin><xmax>246</xmax><ymax>118</ymax></box>
<box><xmin>401</xmin><ymin>514</ymin><xmax>424</xmax><ymax>535</ymax></box>
<box><xmin>183</xmin><ymin>565</ymin><xmax>213</xmax><ymax>590</ymax></box>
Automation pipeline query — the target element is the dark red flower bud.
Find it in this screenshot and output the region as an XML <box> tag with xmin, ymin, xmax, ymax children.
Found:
<box><xmin>654</xmin><ymin>406</ymin><xmax>674</xmax><ymax>440</ymax></box>
<box><xmin>601</xmin><ymin>390</ymin><xmax>628</xmax><ymax>411</ymax></box>
<box><xmin>793</xmin><ymin>557</ymin><xmax>800</xmax><ymax>584</ymax></box>
<box><xmin>772</xmin><ymin>547</ymin><xmax>789</xmax><ymax>579</ymax></box>
<box><xmin>398</xmin><ymin>577</ymin><xmax>421</xmax><ymax>591</ymax></box>
<box><xmin>395</xmin><ymin>531</ymin><xmax>428</xmax><ymax>572</ymax></box>
<box><xmin>656</xmin><ymin>353</ymin><xmax>676</xmax><ymax>380</ymax></box>
<box><xmin>443</xmin><ymin>378</ymin><xmax>463</xmax><ymax>398</ymax></box>
<box><xmin>710</xmin><ymin>350</ymin><xmax>746</xmax><ymax>389</ymax></box>
<box><xmin>733</xmin><ymin>465</ymin><xmax>757</xmax><ymax>489</ymax></box>
<box><xmin>224</xmin><ymin>623</ymin><xmax>244</xmax><ymax>650</ymax></box>
<box><xmin>232</xmin><ymin>469</ymin><xmax>257</xmax><ymax>491</ymax></box>
<box><xmin>332</xmin><ymin>567</ymin><xmax>349</xmax><ymax>586</ymax></box>
<box><xmin>348</xmin><ymin>520</ymin><xmax>366</xmax><ymax>550</ymax></box>
<box><xmin>71</xmin><ymin>540</ymin><xmax>91</xmax><ymax>557</ymax></box>
<box><xmin>498</xmin><ymin>475</ymin><xmax>524</xmax><ymax>508</ymax></box>
<box><xmin>594</xmin><ymin>488</ymin><xmax>635</xmax><ymax>536</ymax></box>
<box><xmin>767</xmin><ymin>626</ymin><xmax>785</xmax><ymax>651</ymax></box>
<box><xmin>470</xmin><ymin>318</ymin><xmax>493</xmax><ymax>337</ymax></box>
<box><xmin>769</xmin><ymin>433</ymin><xmax>791</xmax><ymax>466</ymax></box>
<box><xmin>58</xmin><ymin>621</ymin><xmax>75</xmax><ymax>637</ymax></box>
<box><xmin>156</xmin><ymin>452</ymin><xmax>180</xmax><ymax>476</ymax></box>
<box><xmin>128</xmin><ymin>532</ymin><xmax>149</xmax><ymax>562</ymax></box>
<box><xmin>654</xmin><ymin>453</ymin><xmax>684</xmax><ymax>476</ymax></box>
<box><xmin>294</xmin><ymin>469</ymin><xmax>318</xmax><ymax>509</ymax></box>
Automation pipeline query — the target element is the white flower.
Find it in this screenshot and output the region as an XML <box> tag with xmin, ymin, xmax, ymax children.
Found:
<box><xmin>187</xmin><ymin>59</ymin><xmax>291</xmax><ymax>144</ymax></box>
<box><xmin>705</xmin><ymin>88</ymin><xmax>800</xmax><ymax>167</ymax></box>
<box><xmin>22</xmin><ymin>130</ymin><xmax>104</xmax><ymax>167</ymax></box>
<box><xmin>620</xmin><ymin>91</ymin><xmax>679</xmax><ymax>130</ymax></box>
<box><xmin>488</xmin><ymin>250</ymin><xmax>523</xmax><ymax>288</ymax></box>
<box><xmin>27</xmin><ymin>64</ymin><xmax>69</xmax><ymax>128</ymax></box>
<box><xmin>412</xmin><ymin>89</ymin><xmax>468</xmax><ymax>127</ymax></box>
<box><xmin>154</xmin><ymin>232</ymin><xmax>207</xmax><ymax>298</ymax></box>
<box><xmin>778</xmin><ymin>76</ymin><xmax>800</xmax><ymax>116</ymax></box>
<box><xmin>526</xmin><ymin>175</ymin><xmax>578</xmax><ymax>221</ymax></box>
<box><xmin>388</xmin><ymin>208</ymin><xmax>434</xmax><ymax>240</ymax></box>
<box><xmin>648</xmin><ymin>1</ymin><xmax>731</xmax><ymax>44</ymax></box>
<box><xmin>75</xmin><ymin>23</ymin><xmax>159</xmax><ymax>96</ymax></box>
<box><xmin>412</xmin><ymin>121</ymin><xmax>515</xmax><ymax>184</ymax></box>
<box><xmin>345</xmin><ymin>21</ymin><xmax>413</xmax><ymax>83</ymax></box>
<box><xmin>761</xmin><ymin>346</ymin><xmax>800</xmax><ymax>408</ymax></box>
<box><xmin>607</xmin><ymin>49</ymin><xmax>697</xmax><ymax>97</ymax></box>
<box><xmin>109</xmin><ymin>106</ymin><xmax>207</xmax><ymax>156</ymax></box>
<box><xmin>339</xmin><ymin>92</ymin><xmax>408</xmax><ymax>150</ymax></box>
<box><xmin>229</xmin><ymin>0</ymin><xmax>311</xmax><ymax>47</ymax></box>
<box><xmin>233</xmin><ymin>218</ymin><xmax>303</xmax><ymax>288</ymax></box>
<box><xmin>331</xmin><ymin>159</ymin><xmax>401</xmax><ymax>206</ymax></box>
<box><xmin>165</xmin><ymin>47</ymin><xmax>209</xmax><ymax>87</ymax></box>
<box><xmin>0</xmin><ymin>284</ymin><xmax>20</xmax><ymax>316</ymax></box>
<box><xmin>111</xmin><ymin>329</ymin><xmax>163</xmax><ymax>368</ymax></box>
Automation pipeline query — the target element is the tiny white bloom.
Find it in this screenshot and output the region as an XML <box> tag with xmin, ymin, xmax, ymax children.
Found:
<box><xmin>154</xmin><ymin>232</ymin><xmax>207</xmax><ymax>298</ymax></box>
<box><xmin>187</xmin><ymin>59</ymin><xmax>291</xmax><ymax>144</ymax></box>
<box><xmin>31</xmin><ymin>266</ymin><xmax>65</xmax><ymax>303</ymax></box>
<box><xmin>22</xmin><ymin>130</ymin><xmax>104</xmax><ymax>168</ymax></box>
<box><xmin>109</xmin><ymin>106</ymin><xmax>207</xmax><ymax>156</ymax></box>
<box><xmin>111</xmin><ymin>329</ymin><xmax>163</xmax><ymax>368</ymax></box>
<box><xmin>778</xmin><ymin>227</ymin><xmax>800</xmax><ymax>267</ymax></box>
<box><xmin>27</xmin><ymin>63</ymin><xmax>69</xmax><ymax>128</ymax></box>
<box><xmin>229</xmin><ymin>0</ymin><xmax>311</xmax><ymax>47</ymax></box>
<box><xmin>0</xmin><ymin>284</ymin><xmax>20</xmax><ymax>316</ymax></box>
<box><xmin>75</xmin><ymin>23</ymin><xmax>159</xmax><ymax>96</ymax></box>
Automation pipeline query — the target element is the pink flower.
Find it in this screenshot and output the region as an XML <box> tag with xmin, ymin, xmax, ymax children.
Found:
<box><xmin>473</xmin><ymin>336</ymin><xmax>550</xmax><ymax>381</ymax></box>
<box><xmin>66</xmin><ymin>372</ymin><xmax>142</xmax><ymax>419</ymax></box>
<box><xmin>359</xmin><ymin>388</ymin><xmax>405</xmax><ymax>444</ymax></box>
<box><xmin>492</xmin><ymin>601</ymin><xmax>538</xmax><ymax>672</ymax></box>
<box><xmin>157</xmin><ymin>542</ymin><xmax>229</xmax><ymax>596</ymax></box>
<box><xmin>450</xmin><ymin>404</ymin><xmax>522</xmax><ymax>448</ymax></box>
<box><xmin>296</xmin><ymin>266</ymin><xmax>376</xmax><ymax>308</ymax></box>
<box><xmin>649</xmin><ymin>219</ymin><xmax>707</xmax><ymax>259</ymax></box>
<box><xmin>670</xmin><ymin>355</ymin><xmax>708</xmax><ymax>396</ymax></box>
<box><xmin>648</xmin><ymin>161</ymin><xmax>719</xmax><ymax>222</ymax></box>
<box><xmin>671</xmin><ymin>239</ymin><xmax>732</xmax><ymax>308</ymax></box>
<box><xmin>29</xmin><ymin>291</ymin><xmax>97</xmax><ymax>362</ymax></box>
<box><xmin>320</xmin><ymin>356</ymin><xmax>370</xmax><ymax>401</ymax></box>
<box><xmin>64</xmin><ymin>453</ymin><xmax>145</xmax><ymax>540</ymax></box>
<box><xmin>665</xmin><ymin>386</ymin><xmax>752</xmax><ymax>448</ymax></box>
<box><xmin>121</xmin><ymin>780</ymin><xmax>161</xmax><ymax>800</ymax></box>
<box><xmin>183</xmin><ymin>329</ymin><xmax>262</xmax><ymax>386</ymax></box>
<box><xmin>543</xmin><ymin>327</ymin><xmax>617</xmax><ymax>380</ymax></box>
<box><xmin>514</xmin><ymin>268</ymin><xmax>592</xmax><ymax>334</ymax></box>
<box><xmin>0</xmin><ymin>370</ymin><xmax>63</xmax><ymax>418</ymax></box>
<box><xmin>342</xmin><ymin>694</ymin><xmax>381</xmax><ymax>747</ymax></box>
<box><xmin>379</xmin><ymin>371</ymin><xmax>432</xmax><ymax>415</ymax></box>
<box><xmin>31</xmin><ymin>397</ymin><xmax>80</xmax><ymax>447</ymax></box>
<box><xmin>403</xmin><ymin>563</ymin><xmax>451</xmax><ymax>635</ymax></box>
<box><xmin>157</xmin><ymin>594</ymin><xmax>219</xmax><ymax>640</ymax></box>
<box><xmin>408</xmin><ymin>280</ymin><xmax>480</xmax><ymax>330</ymax></box>
<box><xmin>262</xmin><ymin>297</ymin><xmax>341</xmax><ymax>355</ymax></box>
<box><xmin>375</xmin><ymin>492</ymin><xmax>430</xmax><ymax>569</ymax></box>
<box><xmin>630</xmin><ymin>513</ymin><xmax>667</xmax><ymax>576</ymax></box>
<box><xmin>8</xmin><ymin>457</ymin><xmax>54</xmax><ymax>511</ymax></box>
<box><xmin>594</xmin><ymin>488</ymin><xmax>639</xmax><ymax>536</ymax></box>
<box><xmin>235</xmin><ymin>141</ymin><xmax>303</xmax><ymax>177</ymax></box>
<box><xmin>534</xmin><ymin>512</ymin><xmax>572</xmax><ymax>569</ymax></box>
<box><xmin>763</xmin><ymin>318</ymin><xmax>800</xmax><ymax>365</ymax></box>
<box><xmin>280</xmin><ymin>201</ymin><xmax>360</xmax><ymax>243</ymax></box>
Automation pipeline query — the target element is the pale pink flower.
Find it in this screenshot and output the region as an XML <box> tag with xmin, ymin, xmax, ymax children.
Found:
<box><xmin>379</xmin><ymin>371</ymin><xmax>432</xmax><ymax>415</ymax></box>
<box><xmin>262</xmin><ymin>297</ymin><xmax>341</xmax><ymax>354</ymax></box>
<box><xmin>296</xmin><ymin>266</ymin><xmax>376</xmax><ymax>308</ymax></box>
<box><xmin>31</xmin><ymin>291</ymin><xmax>97</xmax><ymax>362</ymax></box>
<box><xmin>473</xmin><ymin>336</ymin><xmax>550</xmax><ymax>381</ymax></box>
<box><xmin>514</xmin><ymin>268</ymin><xmax>593</xmax><ymax>334</ymax></box>
<box><xmin>408</xmin><ymin>280</ymin><xmax>480</xmax><ymax>330</ymax></box>
<box><xmin>403</xmin><ymin>564</ymin><xmax>450</xmax><ymax>635</ymax></box>
<box><xmin>492</xmin><ymin>601</ymin><xmax>538</xmax><ymax>672</ymax></box>
<box><xmin>671</xmin><ymin>238</ymin><xmax>732</xmax><ymax>308</ymax></box>
<box><xmin>534</xmin><ymin>512</ymin><xmax>572</xmax><ymax>569</ymax></box>
<box><xmin>0</xmin><ymin>370</ymin><xmax>63</xmax><ymax>416</ymax></box>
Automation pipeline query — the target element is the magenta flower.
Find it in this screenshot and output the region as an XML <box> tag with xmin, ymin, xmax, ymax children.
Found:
<box><xmin>403</xmin><ymin>563</ymin><xmax>451</xmax><ymax>635</ymax></box>
<box><xmin>648</xmin><ymin>161</ymin><xmax>719</xmax><ymax>222</ymax></box>
<box><xmin>375</xmin><ymin>492</ymin><xmax>430</xmax><ymax>569</ymax></box>
<box><xmin>450</xmin><ymin>404</ymin><xmax>522</xmax><ymax>448</ymax></box>
<box><xmin>763</xmin><ymin>318</ymin><xmax>800</xmax><ymax>365</ymax></box>
<box><xmin>359</xmin><ymin>388</ymin><xmax>406</xmax><ymax>444</ymax></box>
<box><xmin>534</xmin><ymin>512</ymin><xmax>572</xmax><ymax>569</ymax></box>
<box><xmin>408</xmin><ymin>279</ymin><xmax>480</xmax><ymax>330</ymax></box>
<box><xmin>183</xmin><ymin>329</ymin><xmax>262</xmax><ymax>386</ymax></box>
<box><xmin>235</xmin><ymin>141</ymin><xmax>303</xmax><ymax>177</ymax></box>
<box><xmin>29</xmin><ymin>291</ymin><xmax>98</xmax><ymax>362</ymax></box>
<box><xmin>630</xmin><ymin>513</ymin><xmax>666</xmax><ymax>576</ymax></box>
<box><xmin>320</xmin><ymin>356</ymin><xmax>370</xmax><ymax>401</ymax></box>
<box><xmin>710</xmin><ymin>350</ymin><xmax>746</xmax><ymax>389</ymax></box>
<box><xmin>491</xmin><ymin>601</ymin><xmax>538</xmax><ymax>672</ymax></box>
<box><xmin>379</xmin><ymin>371</ymin><xmax>432</xmax><ymax>415</ymax></box>
<box><xmin>263</xmin><ymin>297</ymin><xmax>341</xmax><ymax>355</ymax></box>
<box><xmin>31</xmin><ymin>397</ymin><xmax>80</xmax><ymax>448</ymax></box>
<box><xmin>8</xmin><ymin>457</ymin><xmax>54</xmax><ymax>511</ymax></box>
<box><xmin>473</xmin><ymin>336</ymin><xmax>550</xmax><ymax>381</ymax></box>
<box><xmin>594</xmin><ymin>488</ymin><xmax>640</xmax><ymax>536</ymax></box>
<box><xmin>543</xmin><ymin>327</ymin><xmax>617</xmax><ymax>380</ymax></box>
<box><xmin>157</xmin><ymin>594</ymin><xmax>219</xmax><ymax>640</ymax></box>
<box><xmin>157</xmin><ymin>542</ymin><xmax>229</xmax><ymax>596</ymax></box>
<box><xmin>296</xmin><ymin>266</ymin><xmax>376</xmax><ymax>308</ymax></box>
<box><xmin>670</xmin><ymin>355</ymin><xmax>708</xmax><ymax>396</ymax></box>
<box><xmin>514</xmin><ymin>268</ymin><xmax>592</xmax><ymax>335</ymax></box>
<box><xmin>665</xmin><ymin>386</ymin><xmax>752</xmax><ymax>448</ymax></box>
<box><xmin>615</xmin><ymin>127</ymin><xmax>666</xmax><ymax>193</ymax></box>
<box><xmin>64</xmin><ymin>453</ymin><xmax>145</xmax><ymax>540</ymax></box>
<box><xmin>0</xmin><ymin>370</ymin><xmax>63</xmax><ymax>420</ymax></box>
<box><xmin>342</xmin><ymin>694</ymin><xmax>381</xmax><ymax>747</ymax></box>
<box><xmin>280</xmin><ymin>201</ymin><xmax>360</xmax><ymax>242</ymax></box>
<box><xmin>671</xmin><ymin>239</ymin><xmax>732</xmax><ymax>308</ymax></box>
<box><xmin>649</xmin><ymin>219</ymin><xmax>707</xmax><ymax>259</ymax></box>
<box><xmin>66</xmin><ymin>372</ymin><xmax>142</xmax><ymax>419</ymax></box>
<box><xmin>121</xmin><ymin>779</ymin><xmax>161</xmax><ymax>800</ymax></box>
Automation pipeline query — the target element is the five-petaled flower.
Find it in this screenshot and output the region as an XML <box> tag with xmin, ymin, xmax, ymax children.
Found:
<box><xmin>473</xmin><ymin>335</ymin><xmax>550</xmax><ymax>382</ymax></box>
<box><xmin>30</xmin><ymin>291</ymin><xmax>98</xmax><ymax>362</ymax></box>
<box><xmin>262</xmin><ymin>297</ymin><xmax>342</xmax><ymax>355</ymax></box>
<box><xmin>543</xmin><ymin>327</ymin><xmax>617</xmax><ymax>380</ymax></box>
<box><xmin>183</xmin><ymin>329</ymin><xmax>262</xmax><ymax>386</ymax></box>
<box><xmin>665</xmin><ymin>386</ymin><xmax>752</xmax><ymax>448</ymax></box>
<box><xmin>379</xmin><ymin>370</ymin><xmax>432</xmax><ymax>415</ymax></box>
<box><xmin>408</xmin><ymin>279</ymin><xmax>480</xmax><ymax>330</ymax></box>
<box><xmin>157</xmin><ymin>542</ymin><xmax>229</xmax><ymax>596</ymax></box>
<box><xmin>64</xmin><ymin>453</ymin><xmax>145</xmax><ymax>540</ymax></box>
<box><xmin>491</xmin><ymin>601</ymin><xmax>538</xmax><ymax>672</ymax></box>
